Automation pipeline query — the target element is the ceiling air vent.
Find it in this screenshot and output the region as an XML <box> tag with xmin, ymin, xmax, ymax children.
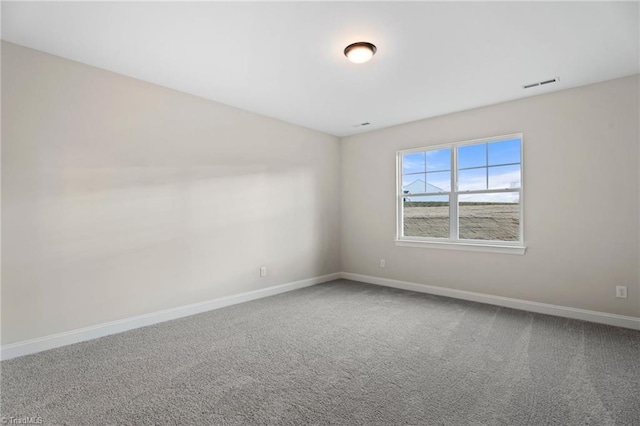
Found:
<box><xmin>523</xmin><ymin>77</ymin><xmax>559</xmax><ymax>89</ymax></box>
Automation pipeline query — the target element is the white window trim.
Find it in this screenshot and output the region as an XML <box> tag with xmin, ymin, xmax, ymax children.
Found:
<box><xmin>396</xmin><ymin>133</ymin><xmax>526</xmax><ymax>255</ymax></box>
<box><xmin>394</xmin><ymin>240</ymin><xmax>527</xmax><ymax>255</ymax></box>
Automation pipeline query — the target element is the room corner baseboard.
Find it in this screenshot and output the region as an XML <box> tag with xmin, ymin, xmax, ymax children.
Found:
<box><xmin>1</xmin><ymin>273</ymin><xmax>341</xmax><ymax>361</ymax></box>
<box><xmin>340</xmin><ymin>272</ymin><xmax>640</xmax><ymax>331</ymax></box>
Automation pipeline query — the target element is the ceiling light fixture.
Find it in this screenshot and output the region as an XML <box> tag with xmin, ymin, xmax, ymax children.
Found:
<box><xmin>344</xmin><ymin>42</ymin><xmax>377</xmax><ymax>64</ymax></box>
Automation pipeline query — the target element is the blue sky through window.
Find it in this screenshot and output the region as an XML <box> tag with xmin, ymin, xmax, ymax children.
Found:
<box><xmin>427</xmin><ymin>148</ymin><xmax>451</xmax><ymax>171</ymax></box>
<box><xmin>402</xmin><ymin>137</ymin><xmax>521</xmax><ymax>202</ymax></box>
<box><xmin>488</xmin><ymin>138</ymin><xmax>520</xmax><ymax>166</ymax></box>
<box><xmin>458</xmin><ymin>144</ymin><xmax>486</xmax><ymax>169</ymax></box>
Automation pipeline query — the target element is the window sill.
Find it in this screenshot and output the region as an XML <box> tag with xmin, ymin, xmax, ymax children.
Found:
<box><xmin>395</xmin><ymin>239</ymin><xmax>527</xmax><ymax>255</ymax></box>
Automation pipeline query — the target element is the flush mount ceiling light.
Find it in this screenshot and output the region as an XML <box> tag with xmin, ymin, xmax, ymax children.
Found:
<box><xmin>344</xmin><ymin>42</ymin><xmax>377</xmax><ymax>64</ymax></box>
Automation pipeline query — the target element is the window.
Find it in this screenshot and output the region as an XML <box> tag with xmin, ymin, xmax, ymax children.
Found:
<box><xmin>397</xmin><ymin>134</ymin><xmax>524</xmax><ymax>254</ymax></box>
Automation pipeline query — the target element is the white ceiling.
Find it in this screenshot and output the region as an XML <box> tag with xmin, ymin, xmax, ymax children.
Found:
<box><xmin>2</xmin><ymin>2</ymin><xmax>639</xmax><ymax>137</ymax></box>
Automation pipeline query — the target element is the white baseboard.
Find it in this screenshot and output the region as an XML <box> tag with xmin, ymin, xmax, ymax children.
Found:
<box><xmin>4</xmin><ymin>271</ymin><xmax>637</xmax><ymax>361</ymax></box>
<box><xmin>1</xmin><ymin>273</ymin><xmax>341</xmax><ymax>361</ymax></box>
<box><xmin>341</xmin><ymin>272</ymin><xmax>640</xmax><ymax>331</ymax></box>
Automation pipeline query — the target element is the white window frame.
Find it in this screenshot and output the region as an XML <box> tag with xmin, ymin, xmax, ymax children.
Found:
<box><xmin>396</xmin><ymin>133</ymin><xmax>526</xmax><ymax>255</ymax></box>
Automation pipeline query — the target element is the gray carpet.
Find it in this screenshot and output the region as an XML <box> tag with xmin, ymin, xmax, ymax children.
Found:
<box><xmin>2</xmin><ymin>280</ymin><xmax>639</xmax><ymax>425</ymax></box>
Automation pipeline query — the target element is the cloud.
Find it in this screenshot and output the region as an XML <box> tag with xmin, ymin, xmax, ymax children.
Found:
<box><xmin>459</xmin><ymin>192</ymin><xmax>519</xmax><ymax>203</ymax></box>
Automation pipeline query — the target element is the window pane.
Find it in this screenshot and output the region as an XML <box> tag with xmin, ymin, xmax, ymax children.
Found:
<box><xmin>458</xmin><ymin>167</ymin><xmax>487</xmax><ymax>191</ymax></box>
<box><xmin>488</xmin><ymin>164</ymin><xmax>521</xmax><ymax>189</ymax></box>
<box><xmin>426</xmin><ymin>171</ymin><xmax>450</xmax><ymax>192</ymax></box>
<box><xmin>458</xmin><ymin>143</ymin><xmax>486</xmax><ymax>169</ymax></box>
<box><xmin>458</xmin><ymin>193</ymin><xmax>520</xmax><ymax>241</ymax></box>
<box><xmin>402</xmin><ymin>152</ymin><xmax>425</xmax><ymax>175</ymax></box>
<box><xmin>403</xmin><ymin>195</ymin><xmax>449</xmax><ymax>238</ymax></box>
<box><xmin>488</xmin><ymin>138</ymin><xmax>521</xmax><ymax>166</ymax></box>
<box><xmin>426</xmin><ymin>148</ymin><xmax>451</xmax><ymax>172</ymax></box>
<box><xmin>402</xmin><ymin>174</ymin><xmax>426</xmax><ymax>194</ymax></box>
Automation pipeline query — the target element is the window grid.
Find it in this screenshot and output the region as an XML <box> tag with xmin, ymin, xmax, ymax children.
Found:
<box><xmin>398</xmin><ymin>134</ymin><xmax>523</xmax><ymax>246</ymax></box>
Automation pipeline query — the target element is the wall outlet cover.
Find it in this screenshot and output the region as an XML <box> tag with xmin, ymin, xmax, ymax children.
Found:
<box><xmin>616</xmin><ymin>285</ymin><xmax>627</xmax><ymax>299</ymax></box>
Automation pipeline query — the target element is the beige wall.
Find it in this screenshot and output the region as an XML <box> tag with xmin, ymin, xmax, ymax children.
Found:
<box><xmin>341</xmin><ymin>75</ymin><xmax>640</xmax><ymax>318</ymax></box>
<box><xmin>1</xmin><ymin>42</ymin><xmax>341</xmax><ymax>345</ymax></box>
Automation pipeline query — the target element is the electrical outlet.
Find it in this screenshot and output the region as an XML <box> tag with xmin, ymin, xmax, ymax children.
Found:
<box><xmin>380</xmin><ymin>259</ymin><xmax>386</xmax><ymax>268</ymax></box>
<box><xmin>260</xmin><ymin>266</ymin><xmax>267</xmax><ymax>277</ymax></box>
<box><xmin>616</xmin><ymin>286</ymin><xmax>627</xmax><ymax>299</ymax></box>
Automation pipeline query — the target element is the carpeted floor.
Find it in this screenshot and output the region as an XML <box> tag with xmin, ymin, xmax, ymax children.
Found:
<box><xmin>1</xmin><ymin>279</ymin><xmax>639</xmax><ymax>425</ymax></box>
